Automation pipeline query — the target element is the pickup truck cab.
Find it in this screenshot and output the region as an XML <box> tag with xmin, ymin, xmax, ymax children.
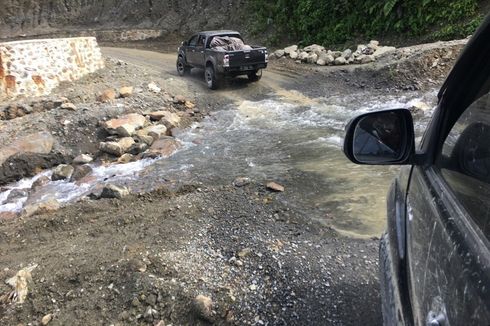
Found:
<box><xmin>343</xmin><ymin>15</ymin><xmax>490</xmax><ymax>326</ymax></box>
<box><xmin>176</xmin><ymin>30</ymin><xmax>268</xmax><ymax>89</ymax></box>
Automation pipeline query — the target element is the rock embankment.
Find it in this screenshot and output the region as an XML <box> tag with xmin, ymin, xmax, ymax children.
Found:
<box><xmin>272</xmin><ymin>41</ymin><xmax>396</xmax><ymax>66</ymax></box>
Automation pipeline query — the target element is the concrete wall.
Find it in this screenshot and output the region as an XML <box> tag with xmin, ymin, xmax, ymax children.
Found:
<box><xmin>0</xmin><ymin>37</ymin><xmax>104</xmax><ymax>100</ymax></box>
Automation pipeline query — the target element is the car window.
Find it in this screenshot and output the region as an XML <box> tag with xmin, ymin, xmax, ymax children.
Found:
<box><xmin>436</xmin><ymin>91</ymin><xmax>490</xmax><ymax>240</ymax></box>
<box><xmin>188</xmin><ymin>35</ymin><xmax>198</xmax><ymax>47</ymax></box>
<box><xmin>197</xmin><ymin>35</ymin><xmax>205</xmax><ymax>48</ymax></box>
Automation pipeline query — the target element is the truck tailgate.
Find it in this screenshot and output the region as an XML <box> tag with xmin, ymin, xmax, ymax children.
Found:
<box><xmin>228</xmin><ymin>49</ymin><xmax>266</xmax><ymax>67</ymax></box>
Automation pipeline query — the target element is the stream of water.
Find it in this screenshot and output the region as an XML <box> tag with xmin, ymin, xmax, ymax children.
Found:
<box><xmin>0</xmin><ymin>89</ymin><xmax>437</xmax><ymax>237</ymax></box>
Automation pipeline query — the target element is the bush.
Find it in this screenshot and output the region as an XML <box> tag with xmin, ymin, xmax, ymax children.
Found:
<box><xmin>247</xmin><ymin>0</ymin><xmax>484</xmax><ymax>46</ymax></box>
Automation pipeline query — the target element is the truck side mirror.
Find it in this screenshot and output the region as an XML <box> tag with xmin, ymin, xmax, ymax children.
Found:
<box><xmin>343</xmin><ymin>109</ymin><xmax>416</xmax><ymax>165</ymax></box>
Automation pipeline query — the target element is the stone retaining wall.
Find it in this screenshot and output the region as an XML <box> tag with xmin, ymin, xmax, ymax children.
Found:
<box><xmin>0</xmin><ymin>37</ymin><xmax>104</xmax><ymax>100</ymax></box>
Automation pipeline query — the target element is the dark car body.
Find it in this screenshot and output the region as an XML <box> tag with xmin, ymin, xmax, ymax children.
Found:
<box><xmin>176</xmin><ymin>30</ymin><xmax>268</xmax><ymax>89</ymax></box>
<box><xmin>343</xmin><ymin>16</ymin><xmax>490</xmax><ymax>326</ymax></box>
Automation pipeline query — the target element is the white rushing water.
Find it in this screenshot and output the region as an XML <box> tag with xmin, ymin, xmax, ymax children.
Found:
<box><xmin>0</xmin><ymin>89</ymin><xmax>437</xmax><ymax>237</ymax></box>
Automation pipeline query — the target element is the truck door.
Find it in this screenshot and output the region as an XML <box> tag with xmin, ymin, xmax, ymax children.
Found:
<box><xmin>186</xmin><ymin>35</ymin><xmax>199</xmax><ymax>66</ymax></box>
<box><xmin>193</xmin><ymin>35</ymin><xmax>206</xmax><ymax>68</ymax></box>
<box><xmin>406</xmin><ymin>82</ymin><xmax>490</xmax><ymax>325</ymax></box>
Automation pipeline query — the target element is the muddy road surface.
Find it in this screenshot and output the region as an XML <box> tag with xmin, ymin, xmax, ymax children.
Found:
<box><xmin>0</xmin><ymin>43</ymin><xmax>461</xmax><ymax>325</ymax></box>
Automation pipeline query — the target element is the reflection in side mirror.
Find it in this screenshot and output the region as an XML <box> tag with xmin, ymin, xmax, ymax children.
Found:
<box><xmin>343</xmin><ymin>109</ymin><xmax>415</xmax><ymax>165</ymax></box>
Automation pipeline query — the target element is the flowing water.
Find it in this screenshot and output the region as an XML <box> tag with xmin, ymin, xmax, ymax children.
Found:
<box><xmin>0</xmin><ymin>89</ymin><xmax>437</xmax><ymax>237</ymax></box>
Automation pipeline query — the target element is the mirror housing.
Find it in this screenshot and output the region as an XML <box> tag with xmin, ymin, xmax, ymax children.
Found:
<box><xmin>343</xmin><ymin>109</ymin><xmax>416</xmax><ymax>165</ymax></box>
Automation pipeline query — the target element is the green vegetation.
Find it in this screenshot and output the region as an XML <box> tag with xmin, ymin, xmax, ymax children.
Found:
<box><xmin>247</xmin><ymin>0</ymin><xmax>485</xmax><ymax>46</ymax></box>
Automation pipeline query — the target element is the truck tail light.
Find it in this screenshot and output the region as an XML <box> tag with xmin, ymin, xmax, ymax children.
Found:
<box><xmin>265</xmin><ymin>50</ymin><xmax>269</xmax><ymax>63</ymax></box>
<box><xmin>223</xmin><ymin>54</ymin><xmax>230</xmax><ymax>67</ymax></box>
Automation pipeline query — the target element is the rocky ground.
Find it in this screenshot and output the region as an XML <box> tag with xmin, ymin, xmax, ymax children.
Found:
<box><xmin>0</xmin><ymin>38</ymin><xmax>466</xmax><ymax>325</ymax></box>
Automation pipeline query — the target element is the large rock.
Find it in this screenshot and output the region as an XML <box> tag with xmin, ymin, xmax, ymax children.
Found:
<box><xmin>145</xmin><ymin>137</ymin><xmax>182</xmax><ymax>158</ymax></box>
<box><xmin>298</xmin><ymin>51</ymin><xmax>309</xmax><ymax>62</ymax></box>
<box><xmin>289</xmin><ymin>51</ymin><xmax>299</xmax><ymax>60</ymax></box>
<box><xmin>73</xmin><ymin>154</ymin><xmax>93</xmax><ymax>165</ymax></box>
<box><xmin>100</xmin><ymin>184</ymin><xmax>129</xmax><ymax>199</ymax></box>
<box><xmin>342</xmin><ymin>49</ymin><xmax>352</xmax><ymax>59</ymax></box>
<box><xmin>144</xmin><ymin>125</ymin><xmax>168</xmax><ymax>140</ymax></box>
<box><xmin>0</xmin><ymin>132</ymin><xmax>54</xmax><ymax>167</ymax></box>
<box><xmin>334</xmin><ymin>57</ymin><xmax>347</xmax><ymax>65</ymax></box>
<box><xmin>22</xmin><ymin>198</ymin><xmax>60</xmax><ymax>217</ymax></box>
<box><xmin>274</xmin><ymin>49</ymin><xmax>285</xmax><ymax>58</ymax></box>
<box><xmin>51</xmin><ymin>164</ymin><xmax>74</xmax><ymax>181</ymax></box>
<box><xmin>303</xmin><ymin>44</ymin><xmax>325</xmax><ymax>53</ymax></box>
<box><xmin>118</xmin><ymin>137</ymin><xmax>136</xmax><ymax>152</ymax></box>
<box><xmin>147</xmin><ymin>111</ymin><xmax>181</xmax><ymax>128</ymax></box>
<box><xmin>306</xmin><ymin>53</ymin><xmax>318</xmax><ymax>64</ymax></box>
<box><xmin>70</xmin><ymin>165</ymin><xmax>93</xmax><ymax>182</ymax></box>
<box><xmin>355</xmin><ymin>54</ymin><xmax>376</xmax><ymax>64</ymax></box>
<box><xmin>102</xmin><ymin>113</ymin><xmax>146</xmax><ymax>135</ymax></box>
<box><xmin>115</xmin><ymin>124</ymin><xmax>136</xmax><ymax>137</ymax></box>
<box><xmin>284</xmin><ymin>45</ymin><xmax>298</xmax><ymax>55</ymax></box>
<box><xmin>100</xmin><ymin>141</ymin><xmax>124</xmax><ymax>156</ymax></box>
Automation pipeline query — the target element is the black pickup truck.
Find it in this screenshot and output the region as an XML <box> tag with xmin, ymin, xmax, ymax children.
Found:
<box><xmin>176</xmin><ymin>30</ymin><xmax>268</xmax><ymax>89</ymax></box>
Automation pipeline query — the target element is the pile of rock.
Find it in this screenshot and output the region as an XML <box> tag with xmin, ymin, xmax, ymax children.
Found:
<box><xmin>272</xmin><ymin>41</ymin><xmax>396</xmax><ymax>66</ymax></box>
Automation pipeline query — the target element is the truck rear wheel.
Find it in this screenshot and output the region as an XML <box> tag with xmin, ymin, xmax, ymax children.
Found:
<box><xmin>177</xmin><ymin>57</ymin><xmax>190</xmax><ymax>76</ymax></box>
<box><xmin>205</xmin><ymin>66</ymin><xmax>219</xmax><ymax>90</ymax></box>
<box><xmin>248</xmin><ymin>69</ymin><xmax>262</xmax><ymax>82</ymax></box>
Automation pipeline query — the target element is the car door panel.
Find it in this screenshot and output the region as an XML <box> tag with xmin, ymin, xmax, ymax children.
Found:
<box><xmin>407</xmin><ymin>167</ymin><xmax>490</xmax><ymax>325</ymax></box>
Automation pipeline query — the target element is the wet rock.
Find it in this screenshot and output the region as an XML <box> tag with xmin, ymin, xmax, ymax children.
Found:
<box><xmin>135</xmin><ymin>134</ymin><xmax>154</xmax><ymax>146</ymax></box>
<box><xmin>52</xmin><ymin>164</ymin><xmax>74</xmax><ymax>181</ymax></box>
<box><xmin>98</xmin><ymin>89</ymin><xmax>117</xmax><ymax>103</ymax></box>
<box><xmin>0</xmin><ymin>132</ymin><xmax>54</xmax><ymax>167</ymax></box>
<box><xmin>233</xmin><ymin>177</ymin><xmax>250</xmax><ymax>187</ymax></box>
<box><xmin>32</xmin><ymin>176</ymin><xmax>51</xmax><ymax>191</ymax></box>
<box><xmin>266</xmin><ymin>182</ymin><xmax>285</xmax><ymax>192</ymax></box>
<box><xmin>100</xmin><ymin>184</ymin><xmax>129</xmax><ymax>199</ymax></box>
<box><xmin>41</xmin><ymin>314</ymin><xmax>53</xmax><ymax>325</ymax></box>
<box><xmin>102</xmin><ymin>113</ymin><xmax>146</xmax><ymax>135</ymax></box>
<box><xmin>144</xmin><ymin>125</ymin><xmax>168</xmax><ymax>140</ymax></box>
<box><xmin>148</xmin><ymin>82</ymin><xmax>161</xmax><ymax>93</ymax></box>
<box><xmin>117</xmin><ymin>153</ymin><xmax>134</xmax><ymax>164</ymax></box>
<box><xmin>60</xmin><ymin>102</ymin><xmax>76</xmax><ymax>111</ymax></box>
<box><xmin>145</xmin><ymin>137</ymin><xmax>181</xmax><ymax>158</ymax></box>
<box><xmin>127</xmin><ymin>143</ymin><xmax>148</xmax><ymax>155</ymax></box>
<box><xmin>0</xmin><ymin>151</ymin><xmax>68</xmax><ymax>186</ymax></box>
<box><xmin>23</xmin><ymin>198</ymin><xmax>60</xmax><ymax>217</ymax></box>
<box><xmin>100</xmin><ymin>142</ymin><xmax>124</xmax><ymax>156</ymax></box>
<box><xmin>70</xmin><ymin>165</ymin><xmax>93</xmax><ymax>182</ymax></box>
<box><xmin>119</xmin><ymin>86</ymin><xmax>133</xmax><ymax>98</ymax></box>
<box><xmin>118</xmin><ymin>137</ymin><xmax>135</xmax><ymax>152</ymax></box>
<box><xmin>193</xmin><ymin>295</ymin><xmax>213</xmax><ymax>322</ymax></box>
<box><xmin>6</xmin><ymin>189</ymin><xmax>29</xmax><ymax>201</ymax></box>
<box><xmin>73</xmin><ymin>154</ymin><xmax>93</xmax><ymax>165</ymax></box>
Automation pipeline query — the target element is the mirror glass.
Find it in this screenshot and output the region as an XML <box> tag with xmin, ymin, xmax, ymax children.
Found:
<box><xmin>353</xmin><ymin>111</ymin><xmax>406</xmax><ymax>163</ymax></box>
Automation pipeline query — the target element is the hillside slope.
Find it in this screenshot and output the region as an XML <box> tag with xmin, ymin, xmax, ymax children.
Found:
<box><xmin>0</xmin><ymin>0</ymin><xmax>245</xmax><ymax>38</ymax></box>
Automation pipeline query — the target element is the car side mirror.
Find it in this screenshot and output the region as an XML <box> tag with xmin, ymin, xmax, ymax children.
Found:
<box><xmin>343</xmin><ymin>109</ymin><xmax>416</xmax><ymax>165</ymax></box>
